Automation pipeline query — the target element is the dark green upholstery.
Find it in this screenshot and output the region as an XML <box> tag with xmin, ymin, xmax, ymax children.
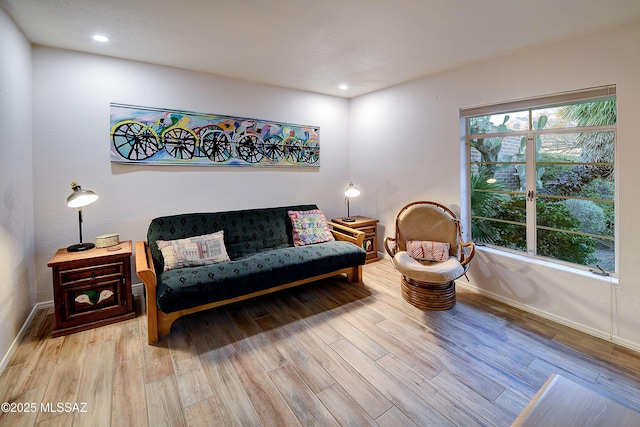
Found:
<box><xmin>147</xmin><ymin>205</ymin><xmax>367</xmax><ymax>313</ymax></box>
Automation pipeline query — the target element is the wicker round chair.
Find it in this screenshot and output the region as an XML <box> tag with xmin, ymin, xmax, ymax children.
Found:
<box><xmin>384</xmin><ymin>201</ymin><xmax>475</xmax><ymax>310</ymax></box>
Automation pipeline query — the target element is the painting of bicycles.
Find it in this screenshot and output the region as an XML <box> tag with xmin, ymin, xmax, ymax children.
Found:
<box><xmin>110</xmin><ymin>104</ymin><xmax>320</xmax><ymax>167</ymax></box>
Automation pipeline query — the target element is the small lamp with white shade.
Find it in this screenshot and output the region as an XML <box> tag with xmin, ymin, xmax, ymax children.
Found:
<box><xmin>342</xmin><ymin>181</ymin><xmax>360</xmax><ymax>222</ymax></box>
<box><xmin>66</xmin><ymin>182</ymin><xmax>98</xmax><ymax>252</ymax></box>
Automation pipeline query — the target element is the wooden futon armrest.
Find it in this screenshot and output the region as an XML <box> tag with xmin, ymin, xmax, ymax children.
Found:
<box><xmin>328</xmin><ymin>221</ymin><xmax>365</xmax><ymax>248</ymax></box>
<box><xmin>135</xmin><ymin>240</ymin><xmax>159</xmax><ymax>344</ymax></box>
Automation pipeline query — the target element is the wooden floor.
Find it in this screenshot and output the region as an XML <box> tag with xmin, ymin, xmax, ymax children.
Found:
<box><xmin>2</xmin><ymin>261</ymin><xmax>640</xmax><ymax>426</ymax></box>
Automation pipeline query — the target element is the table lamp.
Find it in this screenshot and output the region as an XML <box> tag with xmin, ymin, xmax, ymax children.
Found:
<box><xmin>66</xmin><ymin>181</ymin><xmax>98</xmax><ymax>252</ymax></box>
<box><xmin>342</xmin><ymin>181</ymin><xmax>360</xmax><ymax>222</ymax></box>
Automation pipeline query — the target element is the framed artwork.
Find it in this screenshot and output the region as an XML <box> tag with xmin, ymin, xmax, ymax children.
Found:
<box><xmin>110</xmin><ymin>103</ymin><xmax>320</xmax><ymax>167</ymax></box>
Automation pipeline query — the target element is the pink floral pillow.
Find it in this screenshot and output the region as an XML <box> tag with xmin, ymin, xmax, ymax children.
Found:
<box><xmin>288</xmin><ymin>210</ymin><xmax>335</xmax><ymax>246</ymax></box>
<box><xmin>406</xmin><ymin>240</ymin><xmax>450</xmax><ymax>262</ymax></box>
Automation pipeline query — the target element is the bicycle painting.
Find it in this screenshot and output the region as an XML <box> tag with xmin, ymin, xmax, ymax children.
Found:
<box><xmin>110</xmin><ymin>103</ymin><xmax>320</xmax><ymax>167</ymax></box>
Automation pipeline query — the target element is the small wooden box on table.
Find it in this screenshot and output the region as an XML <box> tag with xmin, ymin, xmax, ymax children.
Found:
<box><xmin>47</xmin><ymin>240</ymin><xmax>135</xmax><ymax>337</ymax></box>
<box><xmin>332</xmin><ymin>216</ymin><xmax>379</xmax><ymax>263</ymax></box>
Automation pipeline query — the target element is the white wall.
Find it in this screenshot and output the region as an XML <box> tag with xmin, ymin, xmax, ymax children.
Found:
<box><xmin>350</xmin><ymin>20</ymin><xmax>640</xmax><ymax>350</ymax></box>
<box><xmin>0</xmin><ymin>7</ymin><xmax>35</xmax><ymax>364</ymax></box>
<box><xmin>32</xmin><ymin>48</ymin><xmax>351</xmax><ymax>302</ymax></box>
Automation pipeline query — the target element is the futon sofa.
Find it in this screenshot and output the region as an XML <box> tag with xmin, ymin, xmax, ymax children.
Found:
<box><xmin>136</xmin><ymin>204</ymin><xmax>367</xmax><ymax>344</ymax></box>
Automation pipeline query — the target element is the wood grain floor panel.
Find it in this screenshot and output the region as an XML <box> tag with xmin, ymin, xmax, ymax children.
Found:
<box><xmin>172</xmin><ymin>355</ymin><xmax>214</xmax><ymax>408</ymax></box>
<box><xmin>376</xmin><ymin>352</ymin><xmax>489</xmax><ymax>426</ymax></box>
<box><xmin>431</xmin><ymin>369</ymin><xmax>519</xmax><ymax>426</ymax></box>
<box><xmin>36</xmin><ymin>340</ymin><xmax>86</xmax><ymax>424</ymax></box>
<box><xmin>298</xmin><ymin>295</ymin><xmax>390</xmax><ymax>362</ymax></box>
<box><xmin>111</xmin><ymin>359</ymin><xmax>147</xmax><ymax>427</ymax></box>
<box><xmin>73</xmin><ymin>341</ymin><xmax>114</xmax><ymax>427</ymax></box>
<box><xmin>374</xmin><ymin>406</ymin><xmax>419</xmax><ymax>427</ymax></box>
<box><xmin>7</xmin><ymin>309</ymin><xmax>54</xmax><ymax>368</ymax></box>
<box><xmin>0</xmin><ymin>385</ymin><xmax>46</xmax><ymax>427</ymax></box>
<box><xmin>228</xmin><ymin>348</ymin><xmax>302</xmax><ymax>427</ymax></box>
<box><xmin>316</xmin><ymin>382</ymin><xmax>378</xmax><ymax>427</ymax></box>
<box><xmin>342</xmin><ymin>311</ymin><xmax>443</xmax><ymax>380</ymax></box>
<box><xmin>330</xmin><ymin>338</ymin><xmax>455</xmax><ymax>426</ymax></box>
<box><xmin>227</xmin><ymin>310</ymin><xmax>288</xmax><ymax>373</ymax></box>
<box><xmin>1</xmin><ymin>263</ymin><xmax>639</xmax><ymax>426</ymax></box>
<box><xmin>255</xmin><ymin>314</ymin><xmax>336</xmax><ymax>394</ymax></box>
<box><xmin>182</xmin><ymin>398</ymin><xmax>221</xmax><ymax>427</ymax></box>
<box><xmin>268</xmin><ymin>364</ymin><xmax>339</xmax><ymax>426</ymax></box>
<box><xmin>11</xmin><ymin>335</ymin><xmax>61</xmax><ymax>397</ymax></box>
<box><xmin>145</xmin><ymin>375</ymin><xmax>185</xmax><ymax>427</ymax></box>
<box><xmin>288</xmin><ymin>315</ymin><xmax>394</xmax><ymax>419</ymax></box>
<box><xmin>200</xmin><ymin>345</ymin><xmax>261</xmax><ymax>426</ymax></box>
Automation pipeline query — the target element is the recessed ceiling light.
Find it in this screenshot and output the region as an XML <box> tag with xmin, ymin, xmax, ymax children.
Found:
<box><xmin>339</xmin><ymin>84</ymin><xmax>349</xmax><ymax>90</ymax></box>
<box><xmin>92</xmin><ymin>34</ymin><xmax>109</xmax><ymax>43</ymax></box>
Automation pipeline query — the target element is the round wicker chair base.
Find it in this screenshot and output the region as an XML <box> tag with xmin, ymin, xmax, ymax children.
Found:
<box><xmin>401</xmin><ymin>276</ymin><xmax>456</xmax><ymax>310</ymax></box>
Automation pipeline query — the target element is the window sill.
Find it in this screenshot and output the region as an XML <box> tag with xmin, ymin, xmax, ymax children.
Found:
<box><xmin>475</xmin><ymin>245</ymin><xmax>619</xmax><ymax>285</ymax></box>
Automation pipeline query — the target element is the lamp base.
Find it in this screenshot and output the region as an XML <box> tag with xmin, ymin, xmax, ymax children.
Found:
<box><xmin>67</xmin><ymin>243</ymin><xmax>95</xmax><ymax>252</ymax></box>
<box><xmin>341</xmin><ymin>217</ymin><xmax>356</xmax><ymax>222</ymax></box>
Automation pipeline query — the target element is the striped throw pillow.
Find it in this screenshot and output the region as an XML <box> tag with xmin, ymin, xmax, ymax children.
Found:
<box><xmin>406</xmin><ymin>240</ymin><xmax>450</xmax><ymax>262</ymax></box>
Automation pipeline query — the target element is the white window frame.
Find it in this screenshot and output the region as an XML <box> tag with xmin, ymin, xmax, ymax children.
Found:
<box><xmin>461</xmin><ymin>86</ymin><xmax>617</xmax><ymax>275</ymax></box>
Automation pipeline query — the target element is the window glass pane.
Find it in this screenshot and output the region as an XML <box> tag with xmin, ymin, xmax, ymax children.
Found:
<box><xmin>536</xmin><ymin>228</ymin><xmax>597</xmax><ymax>266</ymax></box>
<box><xmin>592</xmin><ymin>237</ymin><xmax>615</xmax><ymax>272</ymax></box>
<box><xmin>472</xmin><ymin>218</ymin><xmax>527</xmax><ymax>252</ymax></box>
<box><xmin>471</xmin><ymin>135</ymin><xmax>526</xmax><ymax>163</ymax></box>
<box><xmin>581</xmin><ymin>180</ymin><xmax>615</xmax><ymax>239</ymax></box>
<box><xmin>537</xmin><ymin>194</ymin><xmax>613</xmax><ymax>237</ymax></box>
<box><xmin>532</xmin><ymin>107</ymin><xmax>567</xmax><ymax>129</ymax></box>
<box><xmin>471</xmin><ymin>134</ymin><xmax>527</xmax><ymax>190</ymax></box>
<box><xmin>536</xmin><ymin>131</ymin><xmax>614</xmax><ymax>198</ymax></box>
<box><xmin>469</xmin><ymin>111</ymin><xmax>529</xmax><ymax>134</ymax></box>
<box><xmin>538</xmin><ymin>131</ymin><xmax>614</xmax><ymax>163</ymax></box>
<box><xmin>533</xmin><ymin>99</ymin><xmax>617</xmax><ymax>128</ymax></box>
<box><xmin>537</xmin><ymin>165</ymin><xmax>614</xmax><ymax>198</ymax></box>
<box><xmin>471</xmin><ymin>191</ymin><xmax>526</xmax><ymax>251</ymax></box>
<box><xmin>498</xmin><ymin>222</ymin><xmax>527</xmax><ymax>253</ymax></box>
<box><xmin>536</xmin><ymin>196</ymin><xmax>614</xmax><ymax>270</ymax></box>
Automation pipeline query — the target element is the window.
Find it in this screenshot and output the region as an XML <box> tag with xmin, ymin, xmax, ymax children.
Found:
<box><xmin>463</xmin><ymin>86</ymin><xmax>616</xmax><ymax>273</ymax></box>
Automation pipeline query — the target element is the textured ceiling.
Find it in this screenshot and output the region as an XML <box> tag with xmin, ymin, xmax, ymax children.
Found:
<box><xmin>3</xmin><ymin>0</ymin><xmax>640</xmax><ymax>97</ymax></box>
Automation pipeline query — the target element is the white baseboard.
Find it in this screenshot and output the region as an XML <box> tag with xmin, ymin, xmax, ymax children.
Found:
<box><xmin>456</xmin><ymin>280</ymin><xmax>640</xmax><ymax>354</ymax></box>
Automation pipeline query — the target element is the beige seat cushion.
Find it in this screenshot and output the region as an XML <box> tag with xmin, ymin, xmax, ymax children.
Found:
<box><xmin>392</xmin><ymin>251</ymin><xmax>464</xmax><ymax>284</ymax></box>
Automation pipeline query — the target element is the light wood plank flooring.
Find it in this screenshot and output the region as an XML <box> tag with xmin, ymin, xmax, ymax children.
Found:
<box><xmin>1</xmin><ymin>261</ymin><xmax>640</xmax><ymax>426</ymax></box>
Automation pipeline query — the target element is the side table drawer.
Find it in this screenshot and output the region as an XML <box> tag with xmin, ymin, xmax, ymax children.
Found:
<box><xmin>60</xmin><ymin>262</ymin><xmax>124</xmax><ymax>285</ymax></box>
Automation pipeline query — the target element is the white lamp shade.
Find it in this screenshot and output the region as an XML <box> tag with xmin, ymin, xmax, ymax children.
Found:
<box><xmin>67</xmin><ymin>182</ymin><xmax>98</xmax><ymax>208</ymax></box>
<box><xmin>344</xmin><ymin>182</ymin><xmax>360</xmax><ymax>198</ymax></box>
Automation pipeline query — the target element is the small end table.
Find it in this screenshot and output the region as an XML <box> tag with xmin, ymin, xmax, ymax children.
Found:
<box><xmin>331</xmin><ymin>216</ymin><xmax>379</xmax><ymax>263</ymax></box>
<box><xmin>48</xmin><ymin>240</ymin><xmax>135</xmax><ymax>337</ymax></box>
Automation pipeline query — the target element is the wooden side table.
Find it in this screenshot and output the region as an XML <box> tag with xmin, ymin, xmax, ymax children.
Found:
<box><xmin>47</xmin><ymin>240</ymin><xmax>135</xmax><ymax>337</ymax></box>
<box><xmin>332</xmin><ymin>216</ymin><xmax>379</xmax><ymax>263</ymax></box>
